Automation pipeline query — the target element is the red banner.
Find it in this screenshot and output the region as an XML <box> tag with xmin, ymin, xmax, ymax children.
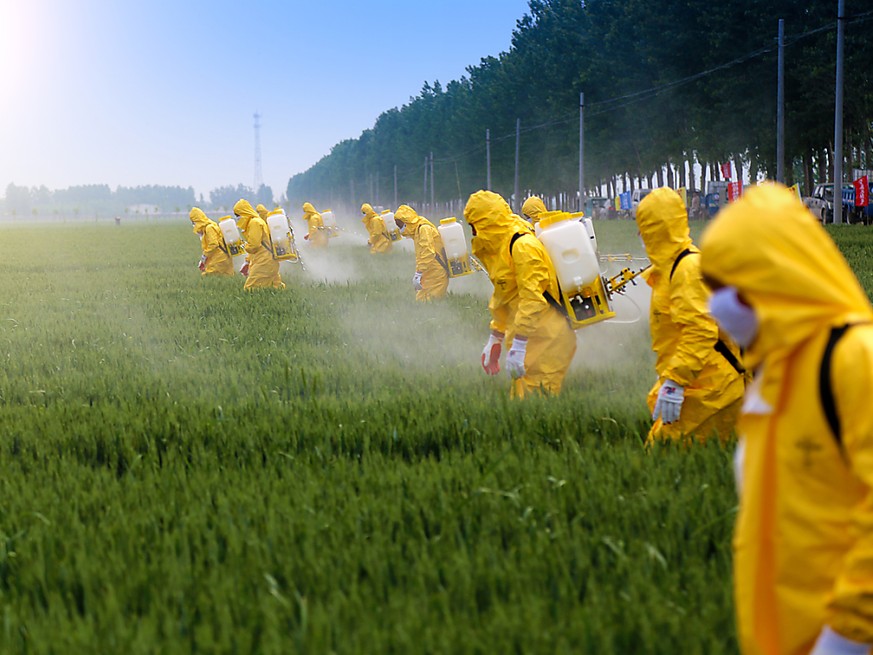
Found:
<box><xmin>721</xmin><ymin>161</ymin><xmax>732</xmax><ymax>180</ymax></box>
<box><xmin>727</xmin><ymin>180</ymin><xmax>743</xmax><ymax>202</ymax></box>
<box><xmin>854</xmin><ymin>175</ymin><xmax>869</xmax><ymax>207</ymax></box>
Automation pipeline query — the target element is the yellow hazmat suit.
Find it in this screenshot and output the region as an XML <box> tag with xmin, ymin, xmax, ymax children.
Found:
<box><xmin>700</xmin><ymin>183</ymin><xmax>873</xmax><ymax>655</ymax></box>
<box><xmin>394</xmin><ymin>205</ymin><xmax>449</xmax><ymax>302</ymax></box>
<box><xmin>234</xmin><ymin>199</ymin><xmax>285</xmax><ymax>291</ymax></box>
<box><xmin>465</xmin><ymin>190</ymin><xmax>577</xmax><ymax>398</ymax></box>
<box><xmin>256</xmin><ymin>203</ymin><xmax>269</xmax><ymax>220</ymax></box>
<box><xmin>302</xmin><ymin>202</ymin><xmax>328</xmax><ymax>248</ymax></box>
<box><xmin>636</xmin><ymin>188</ymin><xmax>744</xmax><ymax>443</ymax></box>
<box><xmin>189</xmin><ymin>207</ymin><xmax>234</xmax><ymax>276</ymax></box>
<box><xmin>361</xmin><ymin>203</ymin><xmax>392</xmax><ymax>253</ymax></box>
<box><xmin>521</xmin><ymin>196</ymin><xmax>547</xmax><ymax>225</ymax></box>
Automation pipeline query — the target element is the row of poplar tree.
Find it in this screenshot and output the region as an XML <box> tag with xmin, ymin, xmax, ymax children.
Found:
<box><xmin>286</xmin><ymin>0</ymin><xmax>873</xmax><ymax>209</ymax></box>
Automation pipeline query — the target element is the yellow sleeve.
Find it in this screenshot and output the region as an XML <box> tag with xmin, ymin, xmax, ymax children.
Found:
<box><xmin>416</xmin><ymin>224</ymin><xmax>441</xmax><ymax>273</ymax></box>
<box><xmin>488</xmin><ymin>291</ymin><xmax>511</xmax><ymax>335</ymax></box>
<box><xmin>202</xmin><ymin>224</ymin><xmax>224</xmax><ymax>256</ymax></box>
<box><xmin>245</xmin><ymin>220</ymin><xmax>266</xmax><ymax>255</ymax></box>
<box><xmin>663</xmin><ymin>256</ymin><xmax>720</xmax><ymax>386</ymax></box>
<box><xmin>511</xmin><ymin>236</ymin><xmax>552</xmax><ymax>337</ymax></box>
<box><xmin>826</xmin><ymin>328</ymin><xmax>873</xmax><ymax>643</ymax></box>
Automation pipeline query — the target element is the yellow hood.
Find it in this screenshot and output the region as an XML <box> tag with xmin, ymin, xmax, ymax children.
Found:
<box><xmin>521</xmin><ymin>196</ymin><xmax>547</xmax><ymax>222</ymax></box>
<box><xmin>636</xmin><ymin>187</ymin><xmax>693</xmax><ymax>268</ymax></box>
<box><xmin>189</xmin><ymin>207</ymin><xmax>211</xmax><ymax>234</ymax></box>
<box><xmin>302</xmin><ymin>202</ymin><xmax>317</xmax><ymax>216</ymax></box>
<box><xmin>361</xmin><ymin>203</ymin><xmax>378</xmax><ymax>221</ymax></box>
<box><xmin>700</xmin><ymin>183</ymin><xmax>873</xmax><ymax>370</ymax></box>
<box><xmin>395</xmin><ymin>204</ymin><xmax>430</xmax><ymax>237</ymax></box>
<box><xmin>256</xmin><ymin>204</ymin><xmax>269</xmax><ymax>220</ymax></box>
<box><xmin>465</xmin><ymin>190</ymin><xmax>534</xmax><ymax>262</ymax></box>
<box><xmin>233</xmin><ymin>199</ymin><xmax>258</xmax><ymax>232</ymax></box>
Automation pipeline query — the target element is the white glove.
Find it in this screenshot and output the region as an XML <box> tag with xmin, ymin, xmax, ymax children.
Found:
<box><xmin>413</xmin><ymin>271</ymin><xmax>423</xmax><ymax>291</ymax></box>
<box><xmin>811</xmin><ymin>627</ymin><xmax>871</xmax><ymax>655</ymax></box>
<box><xmin>506</xmin><ymin>337</ymin><xmax>527</xmax><ymax>379</ymax></box>
<box><xmin>652</xmin><ymin>379</ymin><xmax>685</xmax><ymax>424</ymax></box>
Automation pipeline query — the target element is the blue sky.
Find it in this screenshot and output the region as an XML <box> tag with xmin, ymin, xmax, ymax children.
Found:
<box><xmin>0</xmin><ymin>0</ymin><xmax>531</xmax><ymax>200</ymax></box>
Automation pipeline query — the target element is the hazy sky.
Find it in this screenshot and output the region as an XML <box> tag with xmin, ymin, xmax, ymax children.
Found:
<box><xmin>0</xmin><ymin>0</ymin><xmax>530</xmax><ymax>199</ymax></box>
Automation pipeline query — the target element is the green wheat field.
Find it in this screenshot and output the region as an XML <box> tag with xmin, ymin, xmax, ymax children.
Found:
<box><xmin>0</xmin><ymin>217</ymin><xmax>870</xmax><ymax>654</ymax></box>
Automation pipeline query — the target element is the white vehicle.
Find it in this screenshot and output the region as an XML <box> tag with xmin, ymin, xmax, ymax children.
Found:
<box><xmin>629</xmin><ymin>189</ymin><xmax>652</xmax><ymax>218</ymax></box>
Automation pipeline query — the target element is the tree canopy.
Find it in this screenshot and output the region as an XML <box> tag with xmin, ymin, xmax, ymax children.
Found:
<box><xmin>287</xmin><ymin>0</ymin><xmax>873</xmax><ymax>207</ymax></box>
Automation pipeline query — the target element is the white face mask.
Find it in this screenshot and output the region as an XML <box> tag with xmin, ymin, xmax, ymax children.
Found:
<box><xmin>709</xmin><ymin>286</ymin><xmax>758</xmax><ymax>348</ymax></box>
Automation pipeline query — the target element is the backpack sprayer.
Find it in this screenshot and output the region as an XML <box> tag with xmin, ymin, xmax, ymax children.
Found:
<box><xmin>321</xmin><ymin>209</ymin><xmax>340</xmax><ymax>238</ymax></box>
<box><xmin>380</xmin><ymin>210</ymin><xmax>403</xmax><ymax>242</ymax></box>
<box><xmin>219</xmin><ymin>216</ymin><xmax>246</xmax><ymax>257</ymax></box>
<box><xmin>536</xmin><ymin>211</ymin><xmax>649</xmax><ymax>328</ymax></box>
<box><xmin>265</xmin><ymin>208</ymin><xmax>303</xmax><ymax>266</ymax></box>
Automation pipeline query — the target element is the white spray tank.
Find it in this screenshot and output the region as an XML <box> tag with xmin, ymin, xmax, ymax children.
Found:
<box><xmin>567</xmin><ymin>211</ymin><xmax>598</xmax><ymax>253</ymax></box>
<box><xmin>381</xmin><ymin>210</ymin><xmax>402</xmax><ymax>241</ymax></box>
<box><xmin>219</xmin><ymin>216</ymin><xmax>245</xmax><ymax>256</ymax></box>
<box><xmin>266</xmin><ymin>209</ymin><xmax>299</xmax><ymax>261</ymax></box>
<box><xmin>321</xmin><ymin>209</ymin><xmax>339</xmax><ymax>237</ymax></box>
<box><xmin>537</xmin><ymin>211</ymin><xmax>615</xmax><ymax>328</ymax></box>
<box><xmin>437</xmin><ymin>217</ymin><xmax>474</xmax><ymax>277</ymax></box>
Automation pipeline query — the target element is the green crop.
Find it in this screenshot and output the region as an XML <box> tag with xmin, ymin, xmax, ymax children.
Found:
<box><xmin>0</xmin><ymin>219</ymin><xmax>868</xmax><ymax>654</ymax></box>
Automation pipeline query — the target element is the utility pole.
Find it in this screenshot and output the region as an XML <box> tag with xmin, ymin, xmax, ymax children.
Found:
<box><xmin>423</xmin><ymin>156</ymin><xmax>428</xmax><ymax>209</ymax></box>
<box><xmin>514</xmin><ymin>118</ymin><xmax>521</xmax><ymax>212</ymax></box>
<box><xmin>834</xmin><ymin>0</ymin><xmax>846</xmax><ymax>223</ymax></box>
<box><xmin>253</xmin><ymin>112</ymin><xmax>263</xmax><ymax>194</ymax></box>
<box><xmin>579</xmin><ymin>92</ymin><xmax>585</xmax><ymax>212</ymax></box>
<box><xmin>776</xmin><ymin>20</ymin><xmax>785</xmax><ymax>184</ymax></box>
<box><xmin>486</xmin><ymin>129</ymin><xmax>492</xmax><ymax>190</ymax></box>
<box><xmin>430</xmin><ymin>152</ymin><xmax>435</xmax><ymax>212</ymax></box>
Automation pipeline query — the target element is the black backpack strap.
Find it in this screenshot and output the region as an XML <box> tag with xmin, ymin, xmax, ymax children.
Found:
<box><xmin>820</xmin><ymin>324</ymin><xmax>853</xmax><ymax>447</ymax></box>
<box><xmin>715</xmin><ymin>339</ymin><xmax>746</xmax><ymax>375</ymax></box>
<box><xmin>434</xmin><ymin>251</ymin><xmax>450</xmax><ymax>274</ymax></box>
<box><xmin>670</xmin><ymin>248</ymin><xmax>695</xmax><ymax>281</ymax></box>
<box><xmin>509</xmin><ymin>232</ymin><xmax>527</xmax><ymax>255</ymax></box>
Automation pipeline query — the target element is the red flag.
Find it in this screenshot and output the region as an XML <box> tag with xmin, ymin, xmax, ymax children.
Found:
<box><xmin>727</xmin><ymin>180</ymin><xmax>743</xmax><ymax>202</ymax></box>
<box><xmin>854</xmin><ymin>175</ymin><xmax>869</xmax><ymax>207</ymax></box>
<box><xmin>720</xmin><ymin>161</ymin><xmax>732</xmax><ymax>180</ymax></box>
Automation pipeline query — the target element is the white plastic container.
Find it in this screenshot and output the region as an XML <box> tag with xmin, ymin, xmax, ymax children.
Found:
<box><xmin>537</xmin><ymin>213</ymin><xmax>600</xmax><ymax>293</ymax></box>
<box><xmin>321</xmin><ymin>209</ymin><xmax>339</xmax><ymax>237</ymax></box>
<box><xmin>219</xmin><ymin>217</ymin><xmax>245</xmax><ymax>256</ymax></box>
<box><xmin>267</xmin><ymin>211</ymin><xmax>298</xmax><ymax>261</ymax></box>
<box><xmin>381</xmin><ymin>211</ymin><xmax>402</xmax><ymax>241</ymax></box>
<box><xmin>438</xmin><ymin>217</ymin><xmax>473</xmax><ymax>277</ymax></box>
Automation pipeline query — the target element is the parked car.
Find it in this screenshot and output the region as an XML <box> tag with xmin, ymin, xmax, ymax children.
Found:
<box><xmin>803</xmin><ymin>183</ymin><xmax>853</xmax><ymax>224</ymax></box>
<box><xmin>584</xmin><ymin>196</ymin><xmax>610</xmax><ymax>219</ymax></box>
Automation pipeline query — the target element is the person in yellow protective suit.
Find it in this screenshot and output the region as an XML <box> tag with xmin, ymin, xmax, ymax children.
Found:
<box><xmin>256</xmin><ymin>203</ymin><xmax>270</xmax><ymax>220</ymax></box>
<box><xmin>637</xmin><ymin>186</ymin><xmax>747</xmax><ymax>441</ymax></box>
<box><xmin>700</xmin><ymin>183</ymin><xmax>873</xmax><ymax>655</ymax></box>
<box><xmin>189</xmin><ymin>207</ymin><xmax>234</xmax><ymax>276</ymax></box>
<box><xmin>635</xmin><ymin>187</ymin><xmax>745</xmax><ymax>444</ymax></box>
<box><xmin>464</xmin><ymin>190</ymin><xmax>577</xmax><ymax>398</ymax></box>
<box><xmin>521</xmin><ymin>196</ymin><xmax>548</xmax><ymax>226</ymax></box>
<box><xmin>302</xmin><ymin>202</ymin><xmax>328</xmax><ymax>248</ymax></box>
<box><xmin>361</xmin><ymin>203</ymin><xmax>392</xmax><ymax>254</ymax></box>
<box><xmin>233</xmin><ymin>199</ymin><xmax>285</xmax><ymax>291</ymax></box>
<box><xmin>393</xmin><ymin>205</ymin><xmax>449</xmax><ymax>302</ymax></box>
